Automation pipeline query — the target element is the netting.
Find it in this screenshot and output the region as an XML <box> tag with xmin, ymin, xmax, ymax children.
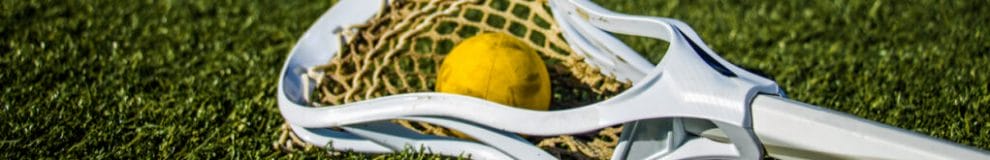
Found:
<box><xmin>276</xmin><ymin>0</ymin><xmax>632</xmax><ymax>159</ymax></box>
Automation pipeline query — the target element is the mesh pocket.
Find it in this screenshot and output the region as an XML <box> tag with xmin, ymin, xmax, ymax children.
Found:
<box><xmin>288</xmin><ymin>0</ymin><xmax>633</xmax><ymax>159</ymax></box>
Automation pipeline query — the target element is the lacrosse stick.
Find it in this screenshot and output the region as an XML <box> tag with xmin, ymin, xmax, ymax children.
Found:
<box><xmin>277</xmin><ymin>0</ymin><xmax>990</xmax><ymax>159</ymax></box>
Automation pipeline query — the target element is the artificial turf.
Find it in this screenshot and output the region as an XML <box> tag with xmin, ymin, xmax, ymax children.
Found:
<box><xmin>1</xmin><ymin>0</ymin><xmax>987</xmax><ymax>159</ymax></box>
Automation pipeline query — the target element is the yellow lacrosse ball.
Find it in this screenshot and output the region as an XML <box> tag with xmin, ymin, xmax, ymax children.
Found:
<box><xmin>436</xmin><ymin>33</ymin><xmax>551</xmax><ymax>111</ymax></box>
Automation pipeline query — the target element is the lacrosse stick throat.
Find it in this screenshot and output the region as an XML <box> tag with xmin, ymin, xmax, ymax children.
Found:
<box><xmin>278</xmin><ymin>0</ymin><xmax>990</xmax><ymax>159</ymax></box>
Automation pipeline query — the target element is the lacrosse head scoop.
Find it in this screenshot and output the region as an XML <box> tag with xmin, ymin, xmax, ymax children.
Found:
<box><xmin>278</xmin><ymin>0</ymin><xmax>784</xmax><ymax>159</ymax></box>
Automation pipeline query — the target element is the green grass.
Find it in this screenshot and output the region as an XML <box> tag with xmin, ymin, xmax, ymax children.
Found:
<box><xmin>1</xmin><ymin>0</ymin><xmax>987</xmax><ymax>159</ymax></box>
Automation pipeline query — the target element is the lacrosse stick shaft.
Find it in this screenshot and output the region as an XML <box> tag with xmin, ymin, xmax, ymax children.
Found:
<box><xmin>750</xmin><ymin>95</ymin><xmax>990</xmax><ymax>159</ymax></box>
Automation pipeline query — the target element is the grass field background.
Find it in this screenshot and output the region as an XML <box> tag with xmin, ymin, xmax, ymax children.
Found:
<box><xmin>2</xmin><ymin>0</ymin><xmax>988</xmax><ymax>159</ymax></box>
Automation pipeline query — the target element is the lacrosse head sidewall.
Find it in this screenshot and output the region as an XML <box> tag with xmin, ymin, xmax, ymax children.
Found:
<box><xmin>549</xmin><ymin>0</ymin><xmax>784</xmax><ymax>159</ymax></box>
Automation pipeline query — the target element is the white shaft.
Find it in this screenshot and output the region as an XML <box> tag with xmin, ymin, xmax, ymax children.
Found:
<box><xmin>751</xmin><ymin>95</ymin><xmax>990</xmax><ymax>159</ymax></box>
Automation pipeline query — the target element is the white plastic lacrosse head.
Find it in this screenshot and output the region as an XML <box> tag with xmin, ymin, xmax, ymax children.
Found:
<box><xmin>278</xmin><ymin>0</ymin><xmax>784</xmax><ymax>159</ymax></box>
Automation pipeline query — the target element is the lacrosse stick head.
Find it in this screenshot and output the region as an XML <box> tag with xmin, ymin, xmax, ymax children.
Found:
<box><xmin>278</xmin><ymin>0</ymin><xmax>785</xmax><ymax>159</ymax></box>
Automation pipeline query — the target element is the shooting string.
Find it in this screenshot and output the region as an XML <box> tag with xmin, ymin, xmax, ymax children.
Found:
<box><xmin>276</xmin><ymin>0</ymin><xmax>632</xmax><ymax>159</ymax></box>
